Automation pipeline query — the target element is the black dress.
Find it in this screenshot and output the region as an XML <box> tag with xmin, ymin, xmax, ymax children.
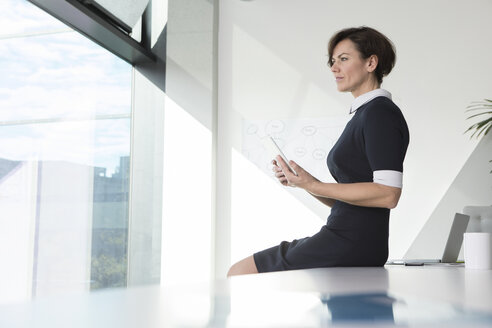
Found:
<box><xmin>253</xmin><ymin>96</ymin><xmax>410</xmax><ymax>272</ymax></box>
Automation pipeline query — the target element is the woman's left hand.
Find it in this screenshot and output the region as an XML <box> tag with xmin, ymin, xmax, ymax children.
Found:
<box><xmin>275</xmin><ymin>155</ymin><xmax>318</xmax><ymax>189</ymax></box>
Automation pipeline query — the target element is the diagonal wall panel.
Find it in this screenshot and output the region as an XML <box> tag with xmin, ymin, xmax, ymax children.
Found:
<box><xmin>404</xmin><ymin>133</ymin><xmax>492</xmax><ymax>260</ymax></box>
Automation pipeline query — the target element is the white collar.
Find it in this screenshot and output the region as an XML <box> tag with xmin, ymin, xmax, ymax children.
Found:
<box><xmin>349</xmin><ymin>89</ymin><xmax>392</xmax><ymax>114</ymax></box>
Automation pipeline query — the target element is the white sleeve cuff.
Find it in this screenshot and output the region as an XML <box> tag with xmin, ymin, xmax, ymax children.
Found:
<box><xmin>373</xmin><ymin>170</ymin><xmax>403</xmax><ymax>188</ymax></box>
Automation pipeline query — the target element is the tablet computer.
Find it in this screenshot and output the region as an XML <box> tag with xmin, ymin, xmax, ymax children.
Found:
<box><xmin>266</xmin><ymin>136</ymin><xmax>298</xmax><ymax>176</ymax></box>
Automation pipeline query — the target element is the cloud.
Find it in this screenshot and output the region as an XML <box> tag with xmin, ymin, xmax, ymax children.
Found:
<box><xmin>0</xmin><ymin>0</ymin><xmax>68</xmax><ymax>37</ymax></box>
<box><xmin>0</xmin><ymin>120</ymin><xmax>131</xmax><ymax>173</ymax></box>
<box><xmin>0</xmin><ymin>0</ymin><xmax>133</xmax><ymax>174</ymax></box>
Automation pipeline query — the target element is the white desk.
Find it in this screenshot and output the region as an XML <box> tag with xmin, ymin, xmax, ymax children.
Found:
<box><xmin>1</xmin><ymin>266</ymin><xmax>491</xmax><ymax>327</ymax></box>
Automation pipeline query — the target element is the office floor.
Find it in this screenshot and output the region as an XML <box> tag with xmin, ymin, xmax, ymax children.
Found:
<box><xmin>0</xmin><ymin>265</ymin><xmax>491</xmax><ymax>327</ymax></box>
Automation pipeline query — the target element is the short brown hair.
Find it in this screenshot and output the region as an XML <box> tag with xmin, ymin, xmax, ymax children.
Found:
<box><xmin>328</xmin><ymin>26</ymin><xmax>396</xmax><ymax>85</ymax></box>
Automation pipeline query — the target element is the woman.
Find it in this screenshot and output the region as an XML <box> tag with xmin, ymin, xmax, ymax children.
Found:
<box><xmin>228</xmin><ymin>26</ymin><xmax>409</xmax><ymax>276</ymax></box>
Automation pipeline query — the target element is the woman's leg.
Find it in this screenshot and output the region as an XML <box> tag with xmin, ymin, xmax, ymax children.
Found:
<box><xmin>227</xmin><ymin>255</ymin><xmax>258</xmax><ymax>277</ymax></box>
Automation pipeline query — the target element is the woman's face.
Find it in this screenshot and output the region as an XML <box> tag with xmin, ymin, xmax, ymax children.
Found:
<box><xmin>330</xmin><ymin>39</ymin><xmax>378</xmax><ymax>98</ymax></box>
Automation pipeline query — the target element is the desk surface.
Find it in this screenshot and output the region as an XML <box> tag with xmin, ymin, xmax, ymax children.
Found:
<box><xmin>1</xmin><ymin>266</ymin><xmax>492</xmax><ymax>327</ymax></box>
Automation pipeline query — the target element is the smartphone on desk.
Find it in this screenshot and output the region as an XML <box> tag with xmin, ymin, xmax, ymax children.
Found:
<box><xmin>266</xmin><ymin>136</ymin><xmax>298</xmax><ymax>176</ymax></box>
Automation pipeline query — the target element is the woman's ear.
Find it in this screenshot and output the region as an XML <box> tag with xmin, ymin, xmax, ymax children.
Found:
<box><xmin>366</xmin><ymin>55</ymin><xmax>378</xmax><ymax>73</ymax></box>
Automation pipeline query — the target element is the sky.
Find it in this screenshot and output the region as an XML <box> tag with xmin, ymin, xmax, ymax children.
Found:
<box><xmin>0</xmin><ymin>0</ymin><xmax>132</xmax><ymax>176</ymax></box>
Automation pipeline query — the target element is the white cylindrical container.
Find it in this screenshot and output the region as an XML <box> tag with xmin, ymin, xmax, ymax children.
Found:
<box><xmin>464</xmin><ymin>232</ymin><xmax>492</xmax><ymax>270</ymax></box>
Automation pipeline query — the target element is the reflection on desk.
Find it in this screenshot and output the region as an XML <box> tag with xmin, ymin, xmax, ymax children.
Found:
<box><xmin>322</xmin><ymin>293</ymin><xmax>396</xmax><ymax>323</ymax></box>
<box><xmin>0</xmin><ymin>266</ymin><xmax>491</xmax><ymax>327</ymax></box>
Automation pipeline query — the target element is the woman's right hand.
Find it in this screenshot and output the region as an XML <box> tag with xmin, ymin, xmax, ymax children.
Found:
<box><xmin>272</xmin><ymin>159</ymin><xmax>288</xmax><ymax>186</ymax></box>
<box><xmin>272</xmin><ymin>158</ymin><xmax>335</xmax><ymax>208</ymax></box>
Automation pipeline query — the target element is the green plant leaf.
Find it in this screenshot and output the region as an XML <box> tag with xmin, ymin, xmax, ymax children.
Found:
<box><xmin>465</xmin><ymin>99</ymin><xmax>492</xmax><ymax>139</ymax></box>
<box><xmin>466</xmin><ymin>104</ymin><xmax>492</xmax><ymax>110</ymax></box>
<box><xmin>466</xmin><ymin>112</ymin><xmax>492</xmax><ymax>120</ymax></box>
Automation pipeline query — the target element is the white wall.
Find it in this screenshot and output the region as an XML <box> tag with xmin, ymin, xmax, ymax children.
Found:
<box><xmin>406</xmin><ymin>133</ymin><xmax>492</xmax><ymax>260</ymax></box>
<box><xmin>218</xmin><ymin>0</ymin><xmax>492</xmax><ymax>264</ymax></box>
<box><xmin>161</xmin><ymin>0</ymin><xmax>216</xmax><ymax>284</ymax></box>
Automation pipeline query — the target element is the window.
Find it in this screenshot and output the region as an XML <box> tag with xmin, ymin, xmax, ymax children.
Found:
<box><xmin>0</xmin><ymin>0</ymin><xmax>132</xmax><ymax>303</ymax></box>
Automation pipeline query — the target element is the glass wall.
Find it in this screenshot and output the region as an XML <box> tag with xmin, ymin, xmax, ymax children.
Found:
<box><xmin>0</xmin><ymin>0</ymin><xmax>132</xmax><ymax>303</ymax></box>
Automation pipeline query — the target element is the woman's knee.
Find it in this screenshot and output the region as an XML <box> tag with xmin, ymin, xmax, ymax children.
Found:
<box><xmin>227</xmin><ymin>255</ymin><xmax>258</xmax><ymax>277</ymax></box>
